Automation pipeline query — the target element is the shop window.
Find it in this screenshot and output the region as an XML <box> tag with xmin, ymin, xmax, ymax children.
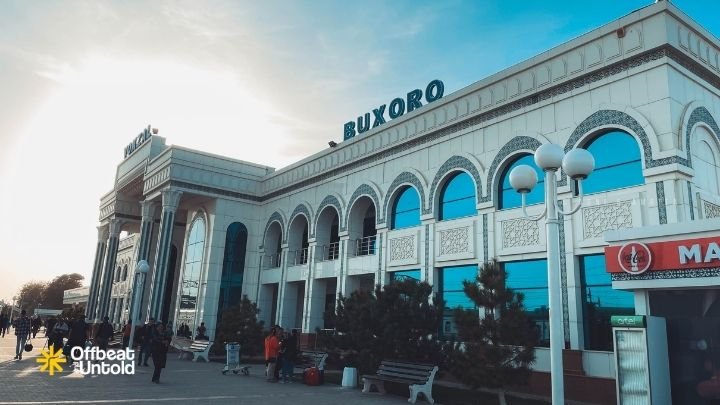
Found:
<box><xmin>581</xmin><ymin>254</ymin><xmax>634</xmax><ymax>351</ymax></box>
<box><xmin>391</xmin><ymin>186</ymin><xmax>421</xmax><ymax>229</ymax></box>
<box><xmin>499</xmin><ymin>154</ymin><xmax>545</xmax><ymax>210</ymax></box>
<box><xmin>504</xmin><ymin>259</ymin><xmax>549</xmax><ymax>347</ymax></box>
<box><xmin>579</xmin><ymin>131</ymin><xmax>644</xmax><ymax>194</ymax></box>
<box><xmin>439</xmin><ymin>172</ymin><xmax>476</xmax><ymax>220</ymax></box>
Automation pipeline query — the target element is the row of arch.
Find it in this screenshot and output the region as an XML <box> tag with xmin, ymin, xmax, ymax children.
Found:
<box><xmin>262</xmin><ymin>108</ymin><xmax>720</xmax><ymax>253</ymax></box>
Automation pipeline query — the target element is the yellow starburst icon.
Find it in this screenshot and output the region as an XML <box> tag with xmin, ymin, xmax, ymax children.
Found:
<box><xmin>37</xmin><ymin>346</ymin><xmax>66</xmax><ymax>376</ymax></box>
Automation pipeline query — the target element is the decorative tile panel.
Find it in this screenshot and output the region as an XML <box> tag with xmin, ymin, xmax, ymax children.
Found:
<box><xmin>704</xmin><ymin>200</ymin><xmax>720</xmax><ymax>219</ymax></box>
<box><xmin>482</xmin><ymin>214</ymin><xmax>488</xmax><ymax>261</ymax></box>
<box><xmin>611</xmin><ymin>267</ymin><xmax>720</xmax><ymax>281</ymax></box>
<box><xmin>390</xmin><ymin>235</ymin><xmax>416</xmax><ymax>262</ymax></box>
<box><xmin>439</xmin><ymin>227</ymin><xmax>470</xmax><ymax>256</ymax></box>
<box><xmin>502</xmin><ymin>219</ymin><xmax>540</xmax><ymax>248</ymax></box>
<box><xmin>582</xmin><ymin>201</ymin><xmax>633</xmax><ymax>239</ymax></box>
<box><xmin>656</xmin><ymin>183</ymin><xmax>667</xmax><ymax>225</ymax></box>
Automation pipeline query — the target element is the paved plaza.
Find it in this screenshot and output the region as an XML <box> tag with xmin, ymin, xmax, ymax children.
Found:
<box><xmin>0</xmin><ymin>335</ymin><xmax>410</xmax><ymax>405</ymax></box>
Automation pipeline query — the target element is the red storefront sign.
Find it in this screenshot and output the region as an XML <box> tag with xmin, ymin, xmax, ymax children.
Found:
<box><xmin>605</xmin><ymin>236</ymin><xmax>720</xmax><ymax>274</ymax></box>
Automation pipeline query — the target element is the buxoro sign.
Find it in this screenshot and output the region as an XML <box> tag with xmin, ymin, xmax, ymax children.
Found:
<box><xmin>604</xmin><ymin>236</ymin><xmax>720</xmax><ymax>275</ymax></box>
<box><xmin>124</xmin><ymin>125</ymin><xmax>157</xmax><ymax>159</ymax></box>
<box><xmin>343</xmin><ymin>79</ymin><xmax>445</xmax><ymax>140</ymax></box>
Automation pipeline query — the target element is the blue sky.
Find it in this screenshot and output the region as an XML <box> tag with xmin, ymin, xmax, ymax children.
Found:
<box><xmin>1</xmin><ymin>0</ymin><xmax>719</xmax><ymax>303</ymax></box>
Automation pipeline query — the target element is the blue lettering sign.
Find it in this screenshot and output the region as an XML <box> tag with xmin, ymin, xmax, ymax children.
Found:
<box><xmin>124</xmin><ymin>125</ymin><xmax>154</xmax><ymax>159</ymax></box>
<box><xmin>342</xmin><ymin>79</ymin><xmax>444</xmax><ymax>140</ymax></box>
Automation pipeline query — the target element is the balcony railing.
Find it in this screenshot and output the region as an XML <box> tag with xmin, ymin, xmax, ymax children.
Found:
<box><xmin>317</xmin><ymin>242</ymin><xmax>340</xmax><ymax>262</ymax></box>
<box><xmin>353</xmin><ymin>235</ymin><xmax>377</xmax><ymax>257</ymax></box>
<box><xmin>289</xmin><ymin>248</ymin><xmax>309</xmax><ymax>266</ymax></box>
<box><xmin>263</xmin><ymin>253</ymin><xmax>282</xmax><ymax>269</ymax></box>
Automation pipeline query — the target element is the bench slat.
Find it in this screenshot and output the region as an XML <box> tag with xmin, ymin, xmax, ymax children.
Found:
<box><xmin>376</xmin><ymin>371</ymin><xmax>429</xmax><ymax>381</ymax></box>
<box><xmin>378</xmin><ymin>366</ymin><xmax>431</xmax><ymax>377</ymax></box>
<box><xmin>380</xmin><ymin>361</ymin><xmax>435</xmax><ymax>371</ymax></box>
<box><xmin>364</xmin><ymin>375</ymin><xmax>425</xmax><ymax>384</ymax></box>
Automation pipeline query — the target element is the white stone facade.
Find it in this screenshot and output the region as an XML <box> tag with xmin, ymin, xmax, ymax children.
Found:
<box><xmin>88</xmin><ymin>1</ymin><xmax>720</xmax><ymax>383</ymax></box>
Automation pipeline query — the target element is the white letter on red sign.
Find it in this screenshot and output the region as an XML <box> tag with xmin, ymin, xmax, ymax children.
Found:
<box><xmin>704</xmin><ymin>242</ymin><xmax>720</xmax><ymax>263</ymax></box>
<box><xmin>679</xmin><ymin>244</ymin><xmax>701</xmax><ymax>264</ymax></box>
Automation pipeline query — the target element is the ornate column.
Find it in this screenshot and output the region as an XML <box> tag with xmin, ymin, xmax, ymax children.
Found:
<box><xmin>128</xmin><ymin>200</ymin><xmax>156</xmax><ymax>322</ymax></box>
<box><xmin>148</xmin><ymin>189</ymin><xmax>183</xmax><ymax>321</ymax></box>
<box><xmin>95</xmin><ymin>219</ymin><xmax>123</xmax><ymax>322</ymax></box>
<box><xmin>85</xmin><ymin>226</ymin><xmax>109</xmax><ymax>319</ymax></box>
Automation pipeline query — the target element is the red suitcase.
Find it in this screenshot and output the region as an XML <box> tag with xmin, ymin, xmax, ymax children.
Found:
<box><xmin>303</xmin><ymin>367</ymin><xmax>320</xmax><ymax>386</ymax></box>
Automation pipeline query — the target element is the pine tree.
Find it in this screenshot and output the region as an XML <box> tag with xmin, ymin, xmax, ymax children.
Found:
<box><xmin>448</xmin><ymin>261</ymin><xmax>538</xmax><ymax>405</ymax></box>
<box><xmin>323</xmin><ymin>279</ymin><xmax>444</xmax><ymax>375</ymax></box>
<box><xmin>213</xmin><ymin>295</ymin><xmax>265</xmax><ymax>356</ymax></box>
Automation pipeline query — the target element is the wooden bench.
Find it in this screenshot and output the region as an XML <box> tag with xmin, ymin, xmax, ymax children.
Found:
<box><xmin>362</xmin><ymin>360</ymin><xmax>438</xmax><ymax>404</ymax></box>
<box><xmin>294</xmin><ymin>350</ymin><xmax>328</xmax><ymax>373</ymax></box>
<box><xmin>172</xmin><ymin>337</ymin><xmax>213</xmax><ymax>362</ymax></box>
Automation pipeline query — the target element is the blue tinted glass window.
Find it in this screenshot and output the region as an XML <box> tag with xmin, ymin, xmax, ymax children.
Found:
<box><xmin>582</xmin><ymin>131</ymin><xmax>644</xmax><ymax>194</ymax></box>
<box><xmin>581</xmin><ymin>254</ymin><xmax>634</xmax><ymax>351</ymax></box>
<box><xmin>179</xmin><ymin>216</ymin><xmax>206</xmax><ymax>338</ymax></box>
<box><xmin>218</xmin><ymin>222</ymin><xmax>248</xmax><ymax>315</ymax></box>
<box><xmin>441</xmin><ymin>265</ymin><xmax>477</xmax><ymax>310</ymax></box>
<box><xmin>439</xmin><ymin>172</ymin><xmax>476</xmax><ymax>220</ymax></box>
<box><xmin>504</xmin><ymin>259</ymin><xmax>549</xmax><ymax>347</ymax></box>
<box><xmin>392</xmin><ymin>186</ymin><xmax>421</xmax><ymax>229</ymax></box>
<box><xmin>499</xmin><ymin>154</ymin><xmax>545</xmax><ymax>209</ymax></box>
<box><xmin>390</xmin><ymin>269</ymin><xmax>421</xmax><ymax>283</ymax></box>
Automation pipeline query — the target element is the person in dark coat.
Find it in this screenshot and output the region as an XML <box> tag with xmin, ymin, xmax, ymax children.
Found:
<box><xmin>280</xmin><ymin>329</ymin><xmax>298</xmax><ymax>383</ymax></box>
<box><xmin>96</xmin><ymin>316</ymin><xmax>114</xmax><ymax>351</ymax></box>
<box><xmin>66</xmin><ymin>315</ymin><xmax>89</xmax><ymax>365</ymax></box>
<box><xmin>151</xmin><ymin>323</ymin><xmax>172</xmax><ymax>383</ymax></box>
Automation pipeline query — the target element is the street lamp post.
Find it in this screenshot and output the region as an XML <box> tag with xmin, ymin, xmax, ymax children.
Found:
<box><xmin>509</xmin><ymin>144</ymin><xmax>595</xmax><ymax>405</ymax></box>
<box><xmin>127</xmin><ymin>260</ymin><xmax>150</xmax><ymax>353</ymax></box>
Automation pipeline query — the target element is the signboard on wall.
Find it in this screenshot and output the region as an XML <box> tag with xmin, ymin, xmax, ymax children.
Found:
<box><xmin>605</xmin><ymin>236</ymin><xmax>720</xmax><ymax>274</ymax></box>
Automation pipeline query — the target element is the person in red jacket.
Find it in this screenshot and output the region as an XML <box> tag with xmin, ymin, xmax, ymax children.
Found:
<box><xmin>264</xmin><ymin>327</ymin><xmax>279</xmax><ymax>382</ymax></box>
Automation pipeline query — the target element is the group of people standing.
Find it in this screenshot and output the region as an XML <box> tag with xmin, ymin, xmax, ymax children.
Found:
<box><xmin>264</xmin><ymin>326</ymin><xmax>298</xmax><ymax>383</ymax></box>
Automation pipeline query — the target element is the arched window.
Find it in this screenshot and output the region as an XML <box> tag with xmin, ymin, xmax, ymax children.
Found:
<box><xmin>218</xmin><ymin>222</ymin><xmax>248</xmax><ymax>316</ymax></box>
<box><xmin>581</xmin><ymin>131</ymin><xmax>644</xmax><ymax>194</ymax></box>
<box><xmin>692</xmin><ymin>127</ymin><xmax>720</xmax><ymax>195</ymax></box>
<box><xmin>391</xmin><ymin>186</ymin><xmax>421</xmax><ymax>229</ymax></box>
<box><xmin>122</xmin><ymin>265</ymin><xmax>129</xmax><ymax>281</ymax></box>
<box><xmin>178</xmin><ymin>215</ymin><xmax>206</xmax><ymax>338</ymax></box>
<box><xmin>499</xmin><ymin>154</ymin><xmax>544</xmax><ymax>209</ymax></box>
<box><xmin>439</xmin><ymin>172</ymin><xmax>476</xmax><ymax>220</ymax></box>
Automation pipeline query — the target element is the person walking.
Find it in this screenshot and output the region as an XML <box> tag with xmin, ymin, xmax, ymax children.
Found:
<box><xmin>13</xmin><ymin>310</ymin><xmax>31</xmax><ymax>360</ymax></box>
<box><xmin>31</xmin><ymin>316</ymin><xmax>41</xmax><ymax>339</ymax></box>
<box><xmin>122</xmin><ymin>321</ymin><xmax>132</xmax><ymax>349</ymax></box>
<box><xmin>0</xmin><ymin>312</ymin><xmax>8</xmax><ymax>338</ymax></box>
<box><xmin>51</xmin><ymin>317</ymin><xmax>69</xmax><ymax>352</ymax></box>
<box><xmin>281</xmin><ymin>329</ymin><xmax>298</xmax><ymax>383</ymax></box>
<box><xmin>138</xmin><ymin>318</ymin><xmax>155</xmax><ymax>366</ymax></box>
<box><xmin>45</xmin><ymin>316</ymin><xmax>57</xmax><ymax>338</ymax></box>
<box><xmin>264</xmin><ymin>327</ymin><xmax>279</xmax><ymax>382</ymax></box>
<box><xmin>95</xmin><ymin>316</ymin><xmax>114</xmax><ymax>351</ymax></box>
<box><xmin>150</xmin><ymin>323</ymin><xmax>172</xmax><ymax>384</ymax></box>
<box><xmin>66</xmin><ymin>315</ymin><xmax>89</xmax><ymax>366</ymax></box>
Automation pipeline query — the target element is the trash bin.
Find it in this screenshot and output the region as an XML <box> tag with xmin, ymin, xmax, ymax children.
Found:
<box><xmin>342</xmin><ymin>367</ymin><xmax>357</xmax><ymax>388</ymax></box>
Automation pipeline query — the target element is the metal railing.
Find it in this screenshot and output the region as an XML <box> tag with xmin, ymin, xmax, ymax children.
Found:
<box><xmin>263</xmin><ymin>253</ymin><xmax>282</xmax><ymax>269</ymax></box>
<box><xmin>317</xmin><ymin>242</ymin><xmax>340</xmax><ymax>262</ymax></box>
<box><xmin>353</xmin><ymin>235</ymin><xmax>377</xmax><ymax>256</ymax></box>
<box><xmin>290</xmin><ymin>248</ymin><xmax>309</xmax><ymax>266</ymax></box>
